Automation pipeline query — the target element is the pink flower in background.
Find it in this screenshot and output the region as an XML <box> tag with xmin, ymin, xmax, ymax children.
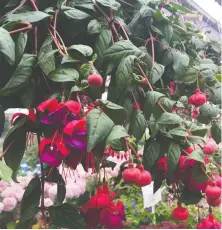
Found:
<box><xmin>16</xmin><ymin>190</ymin><xmax>25</xmax><ymax>202</ymax></box>
<box><xmin>1</xmin><ymin>187</ymin><xmax>17</xmax><ymax>198</ymax></box>
<box><xmin>3</xmin><ymin>197</ymin><xmax>17</xmax><ymax>212</ymax></box>
<box><xmin>0</xmin><ymin>202</ymin><xmax>4</xmax><ymax>213</ymax></box>
<box><xmin>66</xmin><ymin>186</ymin><xmax>75</xmax><ymax>199</ymax></box>
<box><xmin>47</xmin><ymin>185</ymin><xmax>57</xmax><ymax>201</ymax></box>
<box><xmin>0</xmin><ymin>181</ymin><xmax>8</xmax><ymax>192</ymax></box>
<box><xmin>17</xmin><ymin>176</ymin><xmax>32</xmax><ymax>188</ymax></box>
<box><xmin>44</xmin><ymin>198</ymin><xmax>53</xmax><ymax>207</ymax></box>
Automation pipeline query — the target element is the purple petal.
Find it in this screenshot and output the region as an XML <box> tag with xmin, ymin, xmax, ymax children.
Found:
<box><xmin>65</xmin><ymin>136</ymin><xmax>86</xmax><ymax>150</ymax></box>
<box><xmin>41</xmin><ymin>107</ymin><xmax>68</xmax><ymax>125</ymax></box>
<box><xmin>75</xmin><ymin>129</ymin><xmax>87</xmax><ymax>136</ymax></box>
<box><xmin>40</xmin><ymin>150</ymin><xmax>61</xmax><ymax>167</ymax></box>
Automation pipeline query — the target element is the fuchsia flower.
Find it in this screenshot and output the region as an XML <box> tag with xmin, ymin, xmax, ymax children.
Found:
<box><xmin>39</xmin><ymin>138</ymin><xmax>70</xmax><ymax>167</ymax></box>
<box><xmin>99</xmin><ymin>200</ymin><xmax>126</xmax><ymax>229</ymax></box>
<box><xmin>168</xmin><ymin>81</ymin><xmax>175</xmax><ymax>95</ymax></box>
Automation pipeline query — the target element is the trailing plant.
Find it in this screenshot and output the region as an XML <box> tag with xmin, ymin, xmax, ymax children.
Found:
<box><xmin>0</xmin><ymin>0</ymin><xmax>221</xmax><ymax>228</ymax></box>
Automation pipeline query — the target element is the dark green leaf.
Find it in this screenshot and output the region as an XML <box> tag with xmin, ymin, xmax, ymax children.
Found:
<box><xmin>167</xmin><ymin>143</ymin><xmax>181</xmax><ymax>178</ymax></box>
<box><xmin>94</xmin><ymin>28</ymin><xmax>112</xmax><ymax>68</ymax></box>
<box><xmin>187</xmin><ymin>136</ymin><xmax>205</xmax><ymax>147</ymax></box>
<box><xmin>56</xmin><ymin>175</ymin><xmax>66</xmax><ymax>205</ymax></box>
<box><xmin>64</xmin><ymin>8</ymin><xmax>90</xmax><ymax>20</ymax></box>
<box><xmin>20</xmin><ymin>176</ymin><xmax>41</xmax><ymax>222</ymax></box>
<box><xmin>192</xmin><ymin>163</ymin><xmax>208</xmax><ymax>183</ymax></box>
<box><xmin>20</xmin><ymin>79</ymin><xmax>35</xmax><ymax>108</ymax></box>
<box><xmin>168</xmin><ymin>127</ymin><xmax>188</xmax><ymax>137</ymax></box>
<box><xmin>6</xmin><ymin>11</ymin><xmax>50</xmax><ymax>23</ymax></box>
<box><xmin>106</xmin><ymin>125</ymin><xmax>129</xmax><ymax>146</ymax></box>
<box><xmin>129</xmin><ymin>110</ymin><xmax>147</xmax><ymax>141</ymax></box>
<box><xmin>178</xmin><ymin>188</ymin><xmax>203</xmax><ymax>205</ymax></box>
<box><xmin>86</xmin><ymin>109</ymin><xmax>114</xmax><ymax>152</ymax></box>
<box><xmin>197</xmin><ymin>104</ymin><xmax>220</xmax><ymax>124</ymax></box>
<box><xmin>48</xmin><ymin>203</ymin><xmax>85</xmax><ymax>229</ymax></box>
<box><xmin>0</xmin><ymin>105</ymin><xmax>5</xmax><ymax>137</ymax></box>
<box><xmin>70</xmin><ymin>85</ymin><xmax>81</xmax><ymax>93</ymax></box>
<box><xmin>157</xmin><ymin>112</ymin><xmax>183</xmax><ymax>125</ymax></box>
<box><xmin>187</xmin><ymin>123</ymin><xmax>207</xmax><ymax>137</ymax></box>
<box><xmin>209</xmin><ymin>87</ymin><xmax>221</xmax><ymax>105</ymax></box>
<box><xmin>87</xmin><ymin>19</ymin><xmax>102</xmax><ymax>34</ymax></box>
<box><xmin>68</xmin><ymin>45</ymin><xmax>93</xmax><ymax>57</ymax></box>
<box><xmin>0</xmin><ymin>160</ymin><xmax>12</xmax><ymax>182</ymax></box>
<box><xmin>48</xmin><ymin>68</ymin><xmax>79</xmax><ymax>82</ymax></box>
<box><xmin>144</xmin><ymin>91</ymin><xmax>165</xmax><ymax>120</ymax></box>
<box><xmin>96</xmin><ymin>0</ymin><xmax>120</xmax><ymax>10</ymax></box>
<box><xmin>185</xmin><ymin>150</ymin><xmax>204</xmax><ymax>163</ymax></box>
<box><xmin>116</xmin><ymin>55</ymin><xmax>137</xmax><ymax>89</ymax></box>
<box><xmin>3</xmin><ymin>118</ymin><xmax>27</xmax><ymax>180</ymax></box>
<box><xmin>15</xmin><ymin>33</ymin><xmax>27</xmax><ymax>65</ymax></box>
<box><xmin>104</xmin><ymin>40</ymin><xmax>145</xmax><ymax>63</ymax></box>
<box><xmin>150</xmin><ymin>62</ymin><xmax>165</xmax><ymax>84</ymax></box>
<box><xmin>211</xmin><ymin>122</ymin><xmax>221</xmax><ymax>144</ymax></box>
<box><xmin>99</xmin><ymin>100</ymin><xmax>127</xmax><ymax>125</ymax></box>
<box><xmin>0</xmin><ymin>27</ymin><xmax>15</xmax><ymax>65</ymax></box>
<box><xmin>0</xmin><ymin>54</ymin><xmax>36</xmax><ymax>96</ymax></box>
<box><xmin>143</xmin><ymin>139</ymin><xmax>161</xmax><ymax>171</ymax></box>
<box><xmin>172</xmin><ymin>50</ymin><xmax>190</xmax><ymax>76</ymax></box>
<box><xmin>38</xmin><ymin>37</ymin><xmax>57</xmax><ymax>75</ymax></box>
<box><xmin>176</xmin><ymin>67</ymin><xmax>196</xmax><ymax>84</ymax></box>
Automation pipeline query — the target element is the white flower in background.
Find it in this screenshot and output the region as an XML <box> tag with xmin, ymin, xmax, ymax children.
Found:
<box><xmin>44</xmin><ymin>198</ymin><xmax>53</xmax><ymax>207</ymax></box>
<box><xmin>47</xmin><ymin>185</ymin><xmax>57</xmax><ymax>202</ymax></box>
<box><xmin>15</xmin><ymin>190</ymin><xmax>25</xmax><ymax>202</ymax></box>
<box><xmin>1</xmin><ymin>187</ymin><xmax>17</xmax><ymax>198</ymax></box>
<box><xmin>0</xmin><ymin>202</ymin><xmax>4</xmax><ymax>213</ymax></box>
<box><xmin>3</xmin><ymin>197</ymin><xmax>17</xmax><ymax>212</ymax></box>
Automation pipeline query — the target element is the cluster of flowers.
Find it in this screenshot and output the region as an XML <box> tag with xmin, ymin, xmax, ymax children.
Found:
<box><xmin>80</xmin><ymin>183</ymin><xmax>126</xmax><ymax>229</ymax></box>
<box><xmin>197</xmin><ymin>213</ymin><xmax>221</xmax><ymax>229</ymax></box>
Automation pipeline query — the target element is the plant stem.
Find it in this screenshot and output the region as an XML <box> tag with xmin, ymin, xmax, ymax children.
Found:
<box><xmin>30</xmin><ymin>0</ymin><xmax>39</xmax><ymax>11</ymax></box>
<box><xmin>149</xmin><ymin>31</ymin><xmax>155</xmax><ymax>65</ymax></box>
<box><xmin>34</xmin><ymin>27</ymin><xmax>38</xmax><ymax>55</ymax></box>
<box><xmin>48</xmin><ymin>29</ymin><xmax>66</xmax><ymax>56</ymax></box>
<box><xmin>0</xmin><ymin>141</ymin><xmax>14</xmax><ymax>160</ymax></box>
<box><xmin>11</xmin><ymin>0</ymin><xmax>27</xmax><ymax>14</ymax></box>
<box><xmin>137</xmin><ymin>63</ymin><xmax>153</xmax><ymax>91</ymax></box>
<box><xmin>9</xmin><ymin>26</ymin><xmax>31</xmax><ymax>34</ymax></box>
<box><xmin>116</xmin><ymin>21</ymin><xmax>129</xmax><ymax>40</ymax></box>
<box><xmin>37</xmin><ymin>133</ymin><xmax>46</xmax><ymax>228</ymax></box>
<box><xmin>54</xmin><ymin>10</ymin><xmax>59</xmax><ymax>39</ymax></box>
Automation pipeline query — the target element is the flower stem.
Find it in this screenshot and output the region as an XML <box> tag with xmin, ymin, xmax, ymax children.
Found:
<box><xmin>11</xmin><ymin>0</ymin><xmax>26</xmax><ymax>14</ymax></box>
<box><xmin>34</xmin><ymin>27</ymin><xmax>38</xmax><ymax>55</ymax></box>
<box><xmin>149</xmin><ymin>32</ymin><xmax>155</xmax><ymax>65</ymax></box>
<box><xmin>30</xmin><ymin>0</ymin><xmax>39</xmax><ymax>11</ymax></box>
<box><xmin>9</xmin><ymin>26</ymin><xmax>32</xmax><ymax>34</ymax></box>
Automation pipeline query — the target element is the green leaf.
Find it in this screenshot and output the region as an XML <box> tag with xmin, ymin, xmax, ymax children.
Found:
<box><xmin>7</xmin><ymin>221</ymin><xmax>17</xmax><ymax>229</ymax></box>
<box><xmin>150</xmin><ymin>25</ymin><xmax>163</xmax><ymax>35</ymax></box>
<box><xmin>3</xmin><ymin>118</ymin><xmax>27</xmax><ymax>180</ymax></box>
<box><xmin>20</xmin><ymin>79</ymin><xmax>35</xmax><ymax>108</ymax></box>
<box><xmin>187</xmin><ymin>136</ymin><xmax>205</xmax><ymax>147</ymax></box>
<box><xmin>86</xmin><ymin>109</ymin><xmax>114</xmax><ymax>152</ymax></box>
<box><xmin>143</xmin><ymin>139</ymin><xmax>161</xmax><ymax>171</ymax></box>
<box><xmin>178</xmin><ymin>188</ymin><xmax>203</xmax><ymax>205</ymax></box>
<box><xmin>104</xmin><ymin>40</ymin><xmax>145</xmax><ymax>63</ymax></box>
<box><xmin>197</xmin><ymin>104</ymin><xmax>220</xmax><ymax>125</ymax></box>
<box><xmin>48</xmin><ymin>68</ymin><xmax>79</xmax><ymax>82</ymax></box>
<box><xmin>168</xmin><ymin>127</ymin><xmax>188</xmax><ymax>137</ymax></box>
<box><xmin>187</xmin><ymin>123</ymin><xmax>207</xmax><ymax>137</ymax></box>
<box><xmin>192</xmin><ymin>163</ymin><xmax>208</xmax><ymax>183</ymax></box>
<box><xmin>0</xmin><ymin>105</ymin><xmax>5</xmax><ymax>137</ymax></box>
<box><xmin>170</xmin><ymin>2</ymin><xmax>193</xmax><ymax>13</ymax></box>
<box><xmin>38</xmin><ymin>37</ymin><xmax>57</xmax><ymax>75</ymax></box>
<box><xmin>6</xmin><ymin>11</ymin><xmax>50</xmax><ymax>23</ymax></box>
<box><xmin>106</xmin><ymin>125</ymin><xmax>129</xmax><ymax>146</ymax></box>
<box><xmin>209</xmin><ymin>87</ymin><xmax>221</xmax><ymax>105</ymax></box>
<box><xmin>56</xmin><ymin>174</ymin><xmax>66</xmax><ymax>205</ymax></box>
<box><xmin>177</xmin><ymin>67</ymin><xmax>196</xmax><ymax>84</ymax></box>
<box><xmin>0</xmin><ymin>160</ymin><xmax>12</xmax><ymax>182</ymax></box>
<box><xmin>150</xmin><ymin>63</ymin><xmax>165</xmax><ymax>84</ymax></box>
<box><xmin>167</xmin><ymin>143</ymin><xmax>181</xmax><ymax>178</ymax></box>
<box><xmin>157</xmin><ymin>112</ymin><xmax>183</xmax><ymax>125</ymax></box>
<box><xmin>0</xmin><ymin>27</ymin><xmax>15</xmax><ymax>65</ymax></box>
<box><xmin>48</xmin><ymin>203</ymin><xmax>85</xmax><ymax>229</ymax></box>
<box><xmin>68</xmin><ymin>44</ymin><xmax>93</xmax><ymax>57</ymax></box>
<box><xmin>15</xmin><ymin>33</ymin><xmax>27</xmax><ymax>65</ymax></box>
<box><xmin>129</xmin><ymin>110</ymin><xmax>147</xmax><ymax>141</ymax></box>
<box><xmin>20</xmin><ymin>176</ymin><xmax>41</xmax><ymax>222</ymax></box>
<box><xmin>70</xmin><ymin>85</ymin><xmax>81</xmax><ymax>93</ymax></box>
<box><xmin>64</xmin><ymin>8</ymin><xmax>90</xmax><ymax>20</ymax></box>
<box><xmin>94</xmin><ymin>28</ymin><xmax>112</xmax><ymax>68</ymax></box>
<box><xmin>116</xmin><ymin>55</ymin><xmax>137</xmax><ymax>89</ymax></box>
<box><xmin>144</xmin><ymin>91</ymin><xmax>165</xmax><ymax>120</ymax></box>
<box><xmin>99</xmin><ymin>100</ymin><xmax>127</xmax><ymax>125</ymax></box>
<box><xmin>185</xmin><ymin>150</ymin><xmax>204</xmax><ymax>163</ymax></box>
<box><xmin>96</xmin><ymin>0</ymin><xmax>120</xmax><ymax>11</ymax></box>
<box><xmin>172</xmin><ymin>50</ymin><xmax>190</xmax><ymax>76</ymax></box>
<box><xmin>211</xmin><ymin>122</ymin><xmax>221</xmax><ymax>144</ymax></box>
<box><xmin>87</xmin><ymin>19</ymin><xmax>101</xmax><ymax>34</ymax></box>
<box><xmin>0</xmin><ymin>54</ymin><xmax>36</xmax><ymax>96</ymax></box>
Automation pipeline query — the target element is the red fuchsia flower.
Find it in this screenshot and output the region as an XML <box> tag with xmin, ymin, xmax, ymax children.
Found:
<box><xmin>168</xmin><ymin>81</ymin><xmax>175</xmax><ymax>95</ymax></box>
<box><xmin>156</xmin><ymin>157</ymin><xmax>167</xmax><ymax>173</ymax></box>
<box><xmin>192</xmin><ymin>107</ymin><xmax>200</xmax><ymax>118</ymax></box>
<box><xmin>64</xmin><ymin>150</ymin><xmax>85</xmax><ymax>170</ymax></box>
<box><xmin>39</xmin><ymin>137</ymin><xmax>70</xmax><ymax>167</ymax></box>
<box><xmin>197</xmin><ymin>214</ymin><xmax>221</xmax><ymax>229</ymax></box>
<box><xmin>11</xmin><ymin>109</ymin><xmax>36</xmax><ymax>125</ymax></box>
<box><xmin>99</xmin><ymin>200</ymin><xmax>126</xmax><ymax>229</ymax></box>
<box><xmin>37</xmin><ymin>99</ymin><xmax>81</xmax><ymax>125</ymax></box>
<box><xmin>63</xmin><ymin>118</ymin><xmax>87</xmax><ymax>151</ymax></box>
<box><xmin>188</xmin><ymin>88</ymin><xmax>207</xmax><ymax>107</ymax></box>
<box><xmin>172</xmin><ymin>203</ymin><xmax>189</xmax><ymax>221</ymax></box>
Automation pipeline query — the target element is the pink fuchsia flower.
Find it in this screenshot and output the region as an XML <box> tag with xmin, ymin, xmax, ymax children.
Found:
<box><xmin>99</xmin><ymin>201</ymin><xmax>126</xmax><ymax>229</ymax></box>
<box><xmin>39</xmin><ymin>137</ymin><xmax>70</xmax><ymax>167</ymax></box>
<box><xmin>3</xmin><ymin>197</ymin><xmax>17</xmax><ymax>212</ymax></box>
<box><xmin>0</xmin><ymin>202</ymin><xmax>4</xmax><ymax>213</ymax></box>
<box><xmin>0</xmin><ymin>180</ymin><xmax>8</xmax><ymax>192</ymax></box>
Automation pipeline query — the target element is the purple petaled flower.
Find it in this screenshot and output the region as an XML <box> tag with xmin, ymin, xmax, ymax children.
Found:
<box><xmin>132</xmin><ymin>199</ymin><xmax>137</xmax><ymax>204</ymax></box>
<box><xmin>125</xmin><ymin>205</ymin><xmax>129</xmax><ymax>209</ymax></box>
<box><xmin>145</xmin><ymin>217</ymin><xmax>150</xmax><ymax>224</ymax></box>
<box><xmin>145</xmin><ymin>207</ymin><xmax>152</xmax><ymax>212</ymax></box>
<box><xmin>134</xmin><ymin>210</ymin><xmax>138</xmax><ymax>216</ymax></box>
<box><xmin>132</xmin><ymin>203</ymin><xmax>136</xmax><ymax>209</ymax></box>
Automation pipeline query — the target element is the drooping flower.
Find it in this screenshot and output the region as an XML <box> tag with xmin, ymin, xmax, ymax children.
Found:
<box><xmin>168</xmin><ymin>81</ymin><xmax>176</xmax><ymax>95</ymax></box>
<box><xmin>11</xmin><ymin>109</ymin><xmax>36</xmax><ymax>125</ymax></box>
<box><xmin>99</xmin><ymin>201</ymin><xmax>126</xmax><ymax>229</ymax></box>
<box><xmin>39</xmin><ymin>137</ymin><xmax>70</xmax><ymax>167</ymax></box>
